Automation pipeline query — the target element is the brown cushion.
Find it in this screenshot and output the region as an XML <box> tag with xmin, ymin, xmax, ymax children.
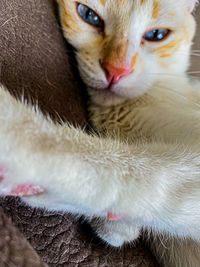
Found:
<box><xmin>0</xmin><ymin>207</ymin><xmax>48</xmax><ymax>267</ymax></box>
<box><xmin>1</xmin><ymin>197</ymin><xmax>159</xmax><ymax>267</ymax></box>
<box><xmin>0</xmin><ymin>0</ymin><xmax>87</xmax><ymax>126</ymax></box>
<box><xmin>190</xmin><ymin>6</ymin><xmax>200</xmax><ymax>74</ymax></box>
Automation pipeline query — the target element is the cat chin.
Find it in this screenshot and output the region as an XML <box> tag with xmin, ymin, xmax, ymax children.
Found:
<box><xmin>88</xmin><ymin>85</ymin><xmax>149</xmax><ymax>107</ymax></box>
<box><xmin>88</xmin><ymin>88</ymin><xmax>127</xmax><ymax>106</ymax></box>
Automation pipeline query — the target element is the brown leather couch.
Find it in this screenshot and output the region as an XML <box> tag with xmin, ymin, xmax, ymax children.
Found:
<box><xmin>0</xmin><ymin>1</ymin><xmax>199</xmax><ymax>266</ymax></box>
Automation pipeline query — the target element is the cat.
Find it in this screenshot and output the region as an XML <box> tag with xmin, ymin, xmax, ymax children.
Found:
<box><xmin>0</xmin><ymin>0</ymin><xmax>200</xmax><ymax>266</ymax></box>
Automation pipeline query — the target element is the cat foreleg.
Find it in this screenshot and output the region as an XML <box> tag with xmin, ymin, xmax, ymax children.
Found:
<box><xmin>89</xmin><ymin>217</ymin><xmax>141</xmax><ymax>247</ymax></box>
<box><xmin>1</xmin><ymin>85</ymin><xmax>200</xmax><ymax>242</ymax></box>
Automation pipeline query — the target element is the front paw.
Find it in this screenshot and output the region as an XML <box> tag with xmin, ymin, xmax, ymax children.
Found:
<box><xmin>8</xmin><ymin>184</ymin><xmax>44</xmax><ymax>196</ymax></box>
<box><xmin>0</xmin><ymin>167</ymin><xmax>44</xmax><ymax>197</ymax></box>
<box><xmin>90</xmin><ymin>218</ymin><xmax>141</xmax><ymax>247</ymax></box>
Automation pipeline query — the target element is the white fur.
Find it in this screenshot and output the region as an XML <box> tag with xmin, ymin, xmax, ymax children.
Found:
<box><xmin>1</xmin><ymin>76</ymin><xmax>200</xmax><ymax>265</ymax></box>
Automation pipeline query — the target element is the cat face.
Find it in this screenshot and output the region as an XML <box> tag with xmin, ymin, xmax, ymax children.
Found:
<box><xmin>57</xmin><ymin>0</ymin><xmax>197</xmax><ymax>105</ymax></box>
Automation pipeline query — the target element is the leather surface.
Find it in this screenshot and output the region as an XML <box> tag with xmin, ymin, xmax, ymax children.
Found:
<box><xmin>0</xmin><ymin>0</ymin><xmax>87</xmax><ymax>126</ymax></box>
<box><xmin>0</xmin><ymin>207</ymin><xmax>48</xmax><ymax>267</ymax></box>
<box><xmin>0</xmin><ymin>197</ymin><xmax>158</xmax><ymax>267</ymax></box>
<box><xmin>190</xmin><ymin>6</ymin><xmax>200</xmax><ymax>74</ymax></box>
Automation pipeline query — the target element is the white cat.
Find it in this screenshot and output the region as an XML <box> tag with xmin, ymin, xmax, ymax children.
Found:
<box><xmin>0</xmin><ymin>0</ymin><xmax>200</xmax><ymax>266</ymax></box>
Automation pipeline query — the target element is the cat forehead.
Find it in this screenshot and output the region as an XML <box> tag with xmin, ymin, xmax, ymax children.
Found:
<box><xmin>98</xmin><ymin>0</ymin><xmax>156</xmax><ymax>6</ymax></box>
<box><xmin>78</xmin><ymin>0</ymin><xmax>186</xmax><ymax>17</ymax></box>
<box><xmin>67</xmin><ymin>0</ymin><xmax>196</xmax><ymax>12</ymax></box>
<box><xmin>84</xmin><ymin>0</ymin><xmax>178</xmax><ymax>9</ymax></box>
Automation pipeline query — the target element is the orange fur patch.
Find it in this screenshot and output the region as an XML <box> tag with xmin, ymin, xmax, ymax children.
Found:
<box><xmin>152</xmin><ymin>1</ymin><xmax>161</xmax><ymax>19</ymax></box>
<box><xmin>100</xmin><ymin>0</ymin><xmax>106</xmax><ymax>6</ymax></box>
<box><xmin>102</xmin><ymin>38</ymin><xmax>129</xmax><ymax>66</ymax></box>
<box><xmin>153</xmin><ymin>38</ymin><xmax>183</xmax><ymax>58</ymax></box>
<box><xmin>60</xmin><ymin>1</ymin><xmax>80</xmax><ymax>35</ymax></box>
<box><xmin>140</xmin><ymin>0</ymin><xmax>147</xmax><ymax>5</ymax></box>
<box><xmin>181</xmin><ymin>26</ymin><xmax>190</xmax><ymax>43</ymax></box>
<box><xmin>131</xmin><ymin>53</ymin><xmax>138</xmax><ymax>71</ymax></box>
<box><xmin>159</xmin><ymin>61</ymin><xmax>168</xmax><ymax>68</ymax></box>
<box><xmin>169</xmin><ymin>11</ymin><xmax>176</xmax><ymax>16</ymax></box>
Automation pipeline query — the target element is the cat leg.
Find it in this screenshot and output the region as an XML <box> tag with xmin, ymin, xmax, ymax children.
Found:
<box><xmin>90</xmin><ymin>217</ymin><xmax>141</xmax><ymax>247</ymax></box>
<box><xmin>1</xmin><ymin>85</ymin><xmax>200</xmax><ymax>242</ymax></box>
<box><xmin>18</xmin><ymin>139</ymin><xmax>200</xmax><ymax>243</ymax></box>
<box><xmin>147</xmin><ymin>233</ymin><xmax>200</xmax><ymax>267</ymax></box>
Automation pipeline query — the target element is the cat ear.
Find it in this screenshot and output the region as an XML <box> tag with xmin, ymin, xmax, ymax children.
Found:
<box><xmin>187</xmin><ymin>0</ymin><xmax>199</xmax><ymax>12</ymax></box>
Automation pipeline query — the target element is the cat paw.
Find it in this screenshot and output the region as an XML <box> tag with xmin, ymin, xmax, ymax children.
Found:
<box><xmin>98</xmin><ymin>229</ymin><xmax>140</xmax><ymax>247</ymax></box>
<box><xmin>8</xmin><ymin>184</ymin><xmax>45</xmax><ymax>196</ymax></box>
<box><xmin>90</xmin><ymin>218</ymin><xmax>141</xmax><ymax>247</ymax></box>
<box><xmin>0</xmin><ymin>166</ymin><xmax>45</xmax><ymax>197</ymax></box>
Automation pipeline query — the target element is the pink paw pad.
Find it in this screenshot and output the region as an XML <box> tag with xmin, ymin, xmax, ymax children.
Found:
<box><xmin>8</xmin><ymin>184</ymin><xmax>45</xmax><ymax>197</ymax></box>
<box><xmin>107</xmin><ymin>212</ymin><xmax>124</xmax><ymax>221</ymax></box>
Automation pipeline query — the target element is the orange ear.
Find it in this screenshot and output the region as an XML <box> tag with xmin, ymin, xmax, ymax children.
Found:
<box><xmin>187</xmin><ymin>0</ymin><xmax>199</xmax><ymax>12</ymax></box>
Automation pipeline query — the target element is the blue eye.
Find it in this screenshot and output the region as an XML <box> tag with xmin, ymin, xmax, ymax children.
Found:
<box><xmin>143</xmin><ymin>28</ymin><xmax>170</xmax><ymax>42</ymax></box>
<box><xmin>77</xmin><ymin>3</ymin><xmax>104</xmax><ymax>29</ymax></box>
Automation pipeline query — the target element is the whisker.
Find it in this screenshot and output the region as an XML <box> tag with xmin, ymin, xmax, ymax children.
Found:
<box><xmin>169</xmin><ymin>50</ymin><xmax>200</xmax><ymax>57</ymax></box>
<box><xmin>188</xmin><ymin>71</ymin><xmax>200</xmax><ymax>74</ymax></box>
<box><xmin>187</xmin><ymin>75</ymin><xmax>200</xmax><ymax>79</ymax></box>
<box><xmin>190</xmin><ymin>53</ymin><xmax>200</xmax><ymax>56</ymax></box>
<box><xmin>149</xmin><ymin>85</ymin><xmax>200</xmax><ymax>108</ymax></box>
<box><xmin>141</xmin><ymin>77</ymin><xmax>200</xmax><ymax>108</ymax></box>
<box><xmin>146</xmin><ymin>72</ymin><xmax>200</xmax><ymax>80</ymax></box>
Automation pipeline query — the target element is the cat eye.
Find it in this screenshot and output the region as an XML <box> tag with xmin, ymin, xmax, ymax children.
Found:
<box><xmin>77</xmin><ymin>3</ymin><xmax>104</xmax><ymax>30</ymax></box>
<box><xmin>143</xmin><ymin>28</ymin><xmax>171</xmax><ymax>42</ymax></box>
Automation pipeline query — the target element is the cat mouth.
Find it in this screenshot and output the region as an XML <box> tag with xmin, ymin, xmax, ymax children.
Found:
<box><xmin>90</xmin><ymin>87</ymin><xmax>117</xmax><ymax>96</ymax></box>
<box><xmin>89</xmin><ymin>84</ymin><xmax>119</xmax><ymax>97</ymax></box>
<box><xmin>90</xmin><ymin>78</ymin><xmax>118</xmax><ymax>94</ymax></box>
<box><xmin>88</xmin><ymin>86</ymin><xmax>126</xmax><ymax>106</ymax></box>
<box><xmin>87</xmin><ymin>78</ymin><xmax>125</xmax><ymax>100</ymax></box>
<box><xmin>106</xmin><ymin>76</ymin><xmax>116</xmax><ymax>90</ymax></box>
<box><xmin>90</xmin><ymin>85</ymin><xmax>125</xmax><ymax>103</ymax></box>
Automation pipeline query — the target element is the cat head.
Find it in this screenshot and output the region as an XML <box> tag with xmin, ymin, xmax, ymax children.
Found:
<box><xmin>57</xmin><ymin>0</ymin><xmax>197</xmax><ymax>106</ymax></box>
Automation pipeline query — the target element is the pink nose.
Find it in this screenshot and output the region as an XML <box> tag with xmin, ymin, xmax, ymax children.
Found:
<box><xmin>102</xmin><ymin>62</ymin><xmax>132</xmax><ymax>84</ymax></box>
